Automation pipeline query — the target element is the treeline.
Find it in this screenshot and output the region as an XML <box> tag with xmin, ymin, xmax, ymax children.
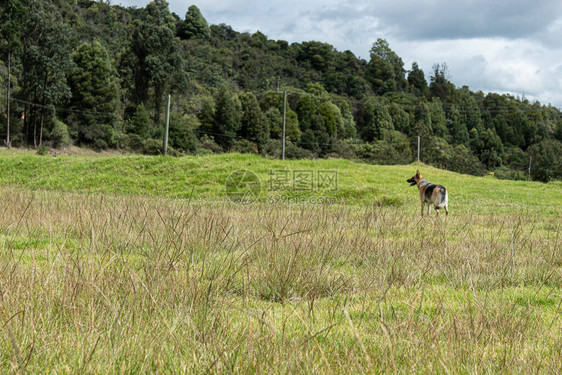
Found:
<box><xmin>1</xmin><ymin>0</ymin><xmax>561</xmax><ymax>181</ymax></box>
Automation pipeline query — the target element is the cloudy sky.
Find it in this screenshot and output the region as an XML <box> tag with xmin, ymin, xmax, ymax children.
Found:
<box><xmin>117</xmin><ymin>0</ymin><xmax>562</xmax><ymax>108</ymax></box>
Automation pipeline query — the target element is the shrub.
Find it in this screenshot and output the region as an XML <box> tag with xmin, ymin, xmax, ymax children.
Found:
<box><xmin>36</xmin><ymin>145</ymin><xmax>50</xmax><ymax>155</ymax></box>
<box><xmin>264</xmin><ymin>140</ymin><xmax>314</xmax><ymax>159</ymax></box>
<box><xmin>528</xmin><ymin>139</ymin><xmax>562</xmax><ymax>182</ymax></box>
<box><xmin>493</xmin><ymin>166</ymin><xmax>526</xmax><ymax>181</ymax></box>
<box><xmin>231</xmin><ymin>139</ymin><xmax>258</xmax><ymax>154</ymax></box>
<box><xmin>168</xmin><ymin>113</ymin><xmax>199</xmax><ymax>153</ymax></box>
<box><xmin>50</xmin><ymin>119</ymin><xmax>72</xmax><ymax>148</ymax></box>
<box><xmin>199</xmin><ymin>135</ymin><xmax>223</xmax><ymax>153</ymax></box>
<box><xmin>142</xmin><ymin>138</ymin><xmax>162</xmax><ymax>155</ymax></box>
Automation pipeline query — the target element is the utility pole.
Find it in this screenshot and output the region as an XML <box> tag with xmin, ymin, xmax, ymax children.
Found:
<box><xmin>527</xmin><ymin>156</ymin><xmax>532</xmax><ymax>181</ymax></box>
<box><xmin>5</xmin><ymin>49</ymin><xmax>11</xmax><ymax>147</ymax></box>
<box><xmin>282</xmin><ymin>90</ymin><xmax>287</xmax><ymax>160</ymax></box>
<box><xmin>417</xmin><ymin>136</ymin><xmax>420</xmax><ymax>163</ymax></box>
<box><xmin>163</xmin><ymin>94</ymin><xmax>170</xmax><ymax>155</ymax></box>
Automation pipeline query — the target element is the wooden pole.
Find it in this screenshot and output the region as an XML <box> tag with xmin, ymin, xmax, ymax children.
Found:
<box><xmin>163</xmin><ymin>94</ymin><xmax>170</xmax><ymax>155</ymax></box>
<box><xmin>282</xmin><ymin>90</ymin><xmax>287</xmax><ymax>160</ymax></box>
<box><xmin>527</xmin><ymin>156</ymin><xmax>533</xmax><ymax>181</ymax></box>
<box><xmin>5</xmin><ymin>49</ymin><xmax>10</xmax><ymax>147</ymax></box>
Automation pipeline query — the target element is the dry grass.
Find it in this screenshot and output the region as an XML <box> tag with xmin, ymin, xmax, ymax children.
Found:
<box><xmin>1</xmin><ymin>187</ymin><xmax>561</xmax><ymax>373</ymax></box>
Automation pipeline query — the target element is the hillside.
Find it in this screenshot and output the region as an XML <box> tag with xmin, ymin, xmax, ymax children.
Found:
<box><xmin>1</xmin><ymin>0</ymin><xmax>561</xmax><ymax>182</ymax></box>
<box><xmin>0</xmin><ymin>150</ymin><xmax>560</xmax><ymax>217</ymax></box>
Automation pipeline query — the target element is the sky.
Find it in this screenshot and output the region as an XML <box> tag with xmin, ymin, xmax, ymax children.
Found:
<box><xmin>116</xmin><ymin>0</ymin><xmax>562</xmax><ymax>108</ymax></box>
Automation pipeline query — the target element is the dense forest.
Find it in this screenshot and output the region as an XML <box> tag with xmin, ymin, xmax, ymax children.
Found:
<box><xmin>1</xmin><ymin>0</ymin><xmax>561</xmax><ymax>181</ymax></box>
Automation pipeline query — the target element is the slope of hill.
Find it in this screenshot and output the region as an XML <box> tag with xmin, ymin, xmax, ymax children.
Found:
<box><xmin>1</xmin><ymin>0</ymin><xmax>561</xmax><ymax>181</ymax></box>
<box><xmin>0</xmin><ymin>150</ymin><xmax>559</xmax><ymax>216</ymax></box>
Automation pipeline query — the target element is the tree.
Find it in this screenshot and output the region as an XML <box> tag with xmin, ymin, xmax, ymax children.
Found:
<box><xmin>168</xmin><ymin>113</ymin><xmax>198</xmax><ymax>152</ymax></box>
<box><xmin>430</xmin><ymin>63</ymin><xmax>455</xmax><ymax>102</ymax></box>
<box><xmin>478</xmin><ymin>128</ymin><xmax>504</xmax><ymax>169</ymax></box>
<box><xmin>239</xmin><ymin>92</ymin><xmax>269</xmax><ymax>151</ymax></box>
<box><xmin>178</xmin><ymin>5</ymin><xmax>210</xmax><ymax>40</ymax></box>
<box><xmin>427</xmin><ymin>99</ymin><xmax>448</xmax><ymax>139</ymax></box>
<box><xmin>213</xmin><ymin>86</ymin><xmax>241</xmax><ymax>149</ymax></box>
<box><xmin>528</xmin><ymin>139</ymin><xmax>562</xmax><ymax>182</ymax></box>
<box><xmin>411</xmin><ymin>101</ymin><xmax>435</xmax><ymax>161</ymax></box>
<box><xmin>408</xmin><ymin>62</ymin><xmax>428</xmax><ymax>97</ymax></box>
<box><xmin>0</xmin><ymin>0</ymin><xmax>26</xmax><ymax>147</ymax></box>
<box><xmin>365</xmin><ymin>39</ymin><xmax>405</xmax><ymax>94</ymax></box>
<box><xmin>67</xmin><ymin>41</ymin><xmax>117</xmax><ymax>148</ymax></box>
<box><xmin>317</xmin><ymin>102</ymin><xmax>339</xmax><ymax>136</ymax></box>
<box><xmin>388</xmin><ymin>103</ymin><xmax>410</xmax><ymax>135</ymax></box>
<box><xmin>20</xmin><ymin>0</ymin><xmax>72</xmax><ymax>147</ymax></box>
<box><xmin>338</xmin><ymin>100</ymin><xmax>357</xmax><ymax>139</ymax></box>
<box><xmin>126</xmin><ymin>104</ymin><xmax>150</xmax><ymax>138</ymax></box>
<box><xmin>448</xmin><ymin>104</ymin><xmax>469</xmax><ymax>146</ymax></box>
<box><xmin>130</xmin><ymin>0</ymin><xmax>186</xmax><ymax>122</ymax></box>
<box><xmin>358</xmin><ymin>98</ymin><xmax>394</xmax><ymax>142</ymax></box>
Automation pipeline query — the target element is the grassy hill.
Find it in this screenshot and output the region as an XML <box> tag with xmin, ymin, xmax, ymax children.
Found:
<box><xmin>0</xmin><ymin>149</ymin><xmax>560</xmax><ymax>216</ymax></box>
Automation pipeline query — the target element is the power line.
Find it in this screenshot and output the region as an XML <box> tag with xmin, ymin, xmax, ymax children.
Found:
<box><xmin>9</xmin><ymin>97</ymin><xmax>114</xmax><ymax>116</ymax></box>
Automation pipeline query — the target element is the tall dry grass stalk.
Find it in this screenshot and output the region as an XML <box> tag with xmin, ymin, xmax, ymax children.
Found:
<box><xmin>0</xmin><ymin>187</ymin><xmax>561</xmax><ymax>373</ymax></box>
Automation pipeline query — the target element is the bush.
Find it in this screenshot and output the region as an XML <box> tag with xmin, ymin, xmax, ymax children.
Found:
<box><xmin>126</xmin><ymin>134</ymin><xmax>144</xmax><ymax>151</ymax></box>
<box><xmin>428</xmin><ymin>139</ymin><xmax>484</xmax><ymax>176</ymax></box>
<box><xmin>36</xmin><ymin>145</ymin><xmax>50</xmax><ymax>155</ymax></box>
<box><xmin>328</xmin><ymin>139</ymin><xmax>359</xmax><ymax>160</ymax></box>
<box><xmin>264</xmin><ymin>140</ymin><xmax>313</xmax><ymax>159</ymax></box>
<box><xmin>168</xmin><ymin>113</ymin><xmax>199</xmax><ymax>153</ymax></box>
<box><xmin>230</xmin><ymin>139</ymin><xmax>258</xmax><ymax>154</ymax></box>
<box><xmin>111</xmin><ymin>130</ymin><xmax>129</xmax><ymax>150</ymax></box>
<box><xmin>93</xmin><ymin>138</ymin><xmax>108</xmax><ymax>150</ymax></box>
<box><xmin>50</xmin><ymin>119</ymin><xmax>72</xmax><ymax>148</ymax></box>
<box><xmin>142</xmin><ymin>138</ymin><xmax>162</xmax><ymax>155</ymax></box>
<box><xmin>528</xmin><ymin>139</ymin><xmax>562</xmax><ymax>182</ymax></box>
<box><xmin>354</xmin><ymin>139</ymin><xmax>412</xmax><ymax>165</ymax></box>
<box><xmin>199</xmin><ymin>135</ymin><xmax>223</xmax><ymax>153</ymax></box>
<box><xmin>493</xmin><ymin>166</ymin><xmax>526</xmax><ymax>181</ymax></box>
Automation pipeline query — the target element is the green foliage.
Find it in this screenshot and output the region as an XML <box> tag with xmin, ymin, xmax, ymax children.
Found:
<box><xmin>430</xmin><ymin>63</ymin><xmax>455</xmax><ymax>101</ymax></box>
<box><xmin>231</xmin><ymin>139</ymin><xmax>258</xmax><ymax>154</ymax></box>
<box><xmin>67</xmin><ymin>41</ymin><xmax>117</xmax><ymax>146</ymax></box>
<box><xmin>285</xmin><ymin>110</ymin><xmax>301</xmax><ymax>143</ymax></box>
<box><xmin>388</xmin><ymin>103</ymin><xmax>410</xmax><ymax>135</ymax></box>
<box><xmin>168</xmin><ymin>113</ymin><xmax>198</xmax><ymax>153</ymax></box>
<box><xmin>427</xmin><ymin>99</ymin><xmax>448</xmax><ymax>138</ymax></box>
<box><xmin>493</xmin><ymin>166</ymin><xmax>526</xmax><ymax>181</ymax></box>
<box><xmin>407</xmin><ymin>62</ymin><xmax>428</xmax><ymax>96</ymax></box>
<box><xmin>178</xmin><ymin>5</ymin><xmax>210</xmax><ymax>40</ymax></box>
<box><xmin>239</xmin><ymin>92</ymin><xmax>269</xmax><ymax>151</ymax></box>
<box><xmin>50</xmin><ymin>119</ymin><xmax>71</xmax><ymax>148</ymax></box>
<box><xmin>142</xmin><ymin>138</ymin><xmax>162</xmax><ymax>155</ymax></box>
<box><xmin>528</xmin><ymin>139</ymin><xmax>562</xmax><ymax>182</ymax></box>
<box><xmin>429</xmin><ymin>138</ymin><xmax>485</xmax><ymax>175</ymax></box>
<box><xmin>358</xmin><ymin>98</ymin><xmax>394</xmax><ymax>142</ymax></box>
<box><xmin>449</xmin><ymin>104</ymin><xmax>469</xmax><ymax>145</ymax></box>
<box><xmin>0</xmin><ymin>0</ymin><xmax>560</xmax><ymax>181</ymax></box>
<box><xmin>126</xmin><ymin>104</ymin><xmax>151</xmax><ymax>138</ymax></box>
<box><xmin>213</xmin><ymin>86</ymin><xmax>241</xmax><ymax>149</ymax></box>
<box><xmin>36</xmin><ymin>145</ymin><xmax>49</xmax><ymax>155</ymax></box>
<box><xmin>478</xmin><ymin>128</ymin><xmax>504</xmax><ymax>169</ymax></box>
<box><xmin>355</xmin><ymin>131</ymin><xmax>412</xmax><ymax>165</ymax></box>
<box><xmin>20</xmin><ymin>0</ymin><xmax>73</xmax><ymax>146</ymax></box>
<box><xmin>365</xmin><ymin>39</ymin><xmax>405</xmax><ymax>94</ymax></box>
<box><xmin>129</xmin><ymin>0</ymin><xmax>186</xmax><ymax>121</ymax></box>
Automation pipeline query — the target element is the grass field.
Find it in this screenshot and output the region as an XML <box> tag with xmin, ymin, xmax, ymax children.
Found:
<box><xmin>1</xmin><ymin>150</ymin><xmax>561</xmax><ymax>373</ymax></box>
